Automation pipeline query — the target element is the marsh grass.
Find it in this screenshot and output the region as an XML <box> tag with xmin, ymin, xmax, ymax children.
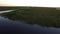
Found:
<box><xmin>1</xmin><ymin>7</ymin><xmax>60</xmax><ymax>27</ymax></box>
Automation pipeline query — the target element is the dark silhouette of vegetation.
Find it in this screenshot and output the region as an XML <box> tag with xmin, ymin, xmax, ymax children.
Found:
<box><xmin>0</xmin><ymin>6</ymin><xmax>29</xmax><ymax>11</ymax></box>
<box><xmin>1</xmin><ymin>7</ymin><xmax>60</xmax><ymax>27</ymax></box>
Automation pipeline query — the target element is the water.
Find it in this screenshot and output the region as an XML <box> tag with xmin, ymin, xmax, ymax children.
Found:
<box><xmin>0</xmin><ymin>10</ymin><xmax>14</xmax><ymax>13</ymax></box>
<box><xmin>0</xmin><ymin>15</ymin><xmax>60</xmax><ymax>34</ymax></box>
<box><xmin>0</xmin><ymin>10</ymin><xmax>60</xmax><ymax>34</ymax></box>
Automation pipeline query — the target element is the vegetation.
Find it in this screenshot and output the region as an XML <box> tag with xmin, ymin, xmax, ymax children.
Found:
<box><xmin>1</xmin><ymin>7</ymin><xmax>60</xmax><ymax>27</ymax></box>
<box><xmin>0</xmin><ymin>6</ymin><xmax>28</xmax><ymax>11</ymax></box>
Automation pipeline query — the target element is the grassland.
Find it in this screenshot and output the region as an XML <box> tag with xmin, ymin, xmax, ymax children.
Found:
<box><xmin>1</xmin><ymin>7</ymin><xmax>60</xmax><ymax>27</ymax></box>
<box><xmin>0</xmin><ymin>6</ymin><xmax>27</xmax><ymax>11</ymax></box>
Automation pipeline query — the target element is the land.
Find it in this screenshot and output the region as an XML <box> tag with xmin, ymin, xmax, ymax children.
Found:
<box><xmin>0</xmin><ymin>6</ymin><xmax>60</xmax><ymax>27</ymax></box>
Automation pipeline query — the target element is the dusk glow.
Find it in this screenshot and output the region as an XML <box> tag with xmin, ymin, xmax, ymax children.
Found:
<box><xmin>0</xmin><ymin>0</ymin><xmax>60</xmax><ymax>7</ymax></box>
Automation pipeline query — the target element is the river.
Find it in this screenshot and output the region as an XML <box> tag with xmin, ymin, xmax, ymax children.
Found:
<box><xmin>0</xmin><ymin>10</ymin><xmax>60</xmax><ymax>34</ymax></box>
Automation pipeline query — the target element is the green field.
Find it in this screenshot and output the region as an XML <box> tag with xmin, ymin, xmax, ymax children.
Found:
<box><xmin>0</xmin><ymin>6</ymin><xmax>27</xmax><ymax>11</ymax></box>
<box><xmin>1</xmin><ymin>7</ymin><xmax>60</xmax><ymax>27</ymax></box>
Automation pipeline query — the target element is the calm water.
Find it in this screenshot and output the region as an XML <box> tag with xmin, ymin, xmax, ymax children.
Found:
<box><xmin>0</xmin><ymin>16</ymin><xmax>60</xmax><ymax>34</ymax></box>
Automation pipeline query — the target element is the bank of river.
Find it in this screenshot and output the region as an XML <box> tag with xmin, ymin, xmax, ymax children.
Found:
<box><xmin>0</xmin><ymin>10</ymin><xmax>60</xmax><ymax>34</ymax></box>
<box><xmin>0</xmin><ymin>15</ymin><xmax>60</xmax><ymax>34</ymax></box>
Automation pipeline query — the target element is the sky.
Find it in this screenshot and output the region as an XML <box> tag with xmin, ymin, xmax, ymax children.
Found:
<box><xmin>0</xmin><ymin>0</ymin><xmax>60</xmax><ymax>7</ymax></box>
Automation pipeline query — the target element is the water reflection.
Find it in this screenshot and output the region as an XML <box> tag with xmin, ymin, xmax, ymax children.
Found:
<box><xmin>0</xmin><ymin>16</ymin><xmax>60</xmax><ymax>34</ymax></box>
